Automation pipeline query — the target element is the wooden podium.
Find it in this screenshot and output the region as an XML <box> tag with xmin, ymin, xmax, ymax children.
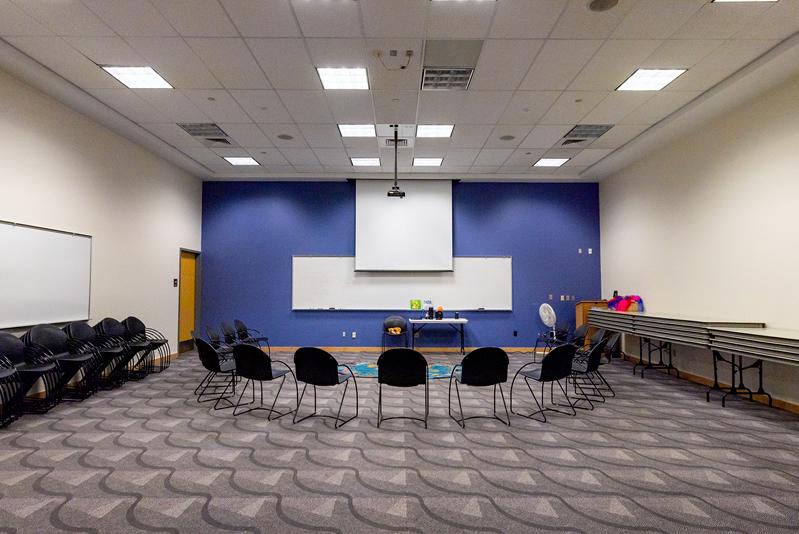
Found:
<box><xmin>575</xmin><ymin>300</ymin><xmax>608</xmax><ymax>328</ymax></box>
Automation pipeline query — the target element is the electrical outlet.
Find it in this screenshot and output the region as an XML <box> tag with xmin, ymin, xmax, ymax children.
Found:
<box><xmin>588</xmin><ymin>248</ymin><xmax>593</xmax><ymax>255</ymax></box>
<box><xmin>351</xmin><ymin>331</ymin><xmax>357</xmax><ymax>339</ymax></box>
<box><xmin>513</xmin><ymin>330</ymin><xmax>518</xmax><ymax>337</ymax></box>
<box><xmin>341</xmin><ymin>331</ymin><xmax>346</xmax><ymax>337</ymax></box>
<box><xmin>578</xmin><ymin>248</ymin><xmax>582</xmax><ymax>254</ymax></box>
<box><xmin>560</xmin><ymin>295</ymin><xmax>565</xmax><ymax>301</ymax></box>
<box><xmin>548</xmin><ymin>294</ymin><xmax>553</xmax><ymax>300</ymax></box>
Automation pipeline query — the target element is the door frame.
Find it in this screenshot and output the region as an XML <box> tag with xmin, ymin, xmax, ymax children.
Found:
<box><xmin>178</xmin><ymin>248</ymin><xmax>201</xmax><ymax>352</ymax></box>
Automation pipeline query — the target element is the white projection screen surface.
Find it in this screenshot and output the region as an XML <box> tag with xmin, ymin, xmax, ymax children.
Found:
<box><xmin>355</xmin><ymin>180</ymin><xmax>453</xmax><ymax>271</ymax></box>
<box><xmin>0</xmin><ymin>222</ymin><xmax>92</xmax><ymax>328</ymax></box>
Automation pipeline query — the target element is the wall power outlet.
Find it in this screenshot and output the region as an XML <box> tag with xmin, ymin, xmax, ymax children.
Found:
<box><xmin>351</xmin><ymin>331</ymin><xmax>357</xmax><ymax>339</ymax></box>
<box><xmin>341</xmin><ymin>331</ymin><xmax>346</xmax><ymax>337</ymax></box>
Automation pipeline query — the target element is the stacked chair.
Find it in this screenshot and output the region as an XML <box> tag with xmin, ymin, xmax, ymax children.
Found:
<box><xmin>0</xmin><ymin>332</ymin><xmax>61</xmax><ymax>413</ymax></box>
<box><xmin>0</xmin><ymin>345</ymin><xmax>25</xmax><ymax>427</ymax></box>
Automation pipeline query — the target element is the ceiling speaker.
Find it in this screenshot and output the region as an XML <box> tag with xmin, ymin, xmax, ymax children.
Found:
<box><xmin>588</xmin><ymin>0</ymin><xmax>619</xmax><ymax>12</ymax></box>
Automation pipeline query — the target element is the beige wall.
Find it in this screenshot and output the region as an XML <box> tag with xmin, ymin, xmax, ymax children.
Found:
<box><xmin>600</xmin><ymin>71</ymin><xmax>799</xmax><ymax>404</ymax></box>
<box><xmin>0</xmin><ymin>68</ymin><xmax>201</xmax><ymax>350</ymax></box>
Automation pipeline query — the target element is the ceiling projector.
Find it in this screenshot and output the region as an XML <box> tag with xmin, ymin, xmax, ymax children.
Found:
<box><xmin>387</xmin><ymin>184</ymin><xmax>405</xmax><ymax>198</ymax></box>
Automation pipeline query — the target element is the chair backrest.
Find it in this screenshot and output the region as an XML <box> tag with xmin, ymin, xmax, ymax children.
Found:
<box><xmin>606</xmin><ymin>332</ymin><xmax>621</xmax><ymax>356</ymax></box>
<box><xmin>589</xmin><ymin>328</ymin><xmax>606</xmax><ymax>347</ymax></box>
<box><xmin>63</xmin><ymin>321</ymin><xmax>97</xmax><ymax>344</ymax></box>
<box><xmin>583</xmin><ymin>337</ymin><xmax>609</xmax><ymax>373</ymax></box>
<box><xmin>378</xmin><ymin>348</ymin><xmax>426</xmax><ymax>387</ymax></box>
<box><xmin>539</xmin><ymin>344</ymin><xmax>577</xmax><ymax>382</ymax></box>
<box><xmin>206</xmin><ymin>327</ymin><xmax>223</xmax><ymax>348</ymax></box>
<box><xmin>220</xmin><ymin>321</ymin><xmax>238</xmax><ymax>344</ymax></box>
<box><xmin>123</xmin><ymin>316</ymin><xmax>147</xmax><ymax>340</ymax></box>
<box><xmin>459</xmin><ymin>347</ymin><xmax>509</xmax><ymax>386</ymax></box>
<box><xmin>571</xmin><ymin>324</ymin><xmax>589</xmax><ymax>345</ymax></box>
<box><xmin>95</xmin><ymin>317</ymin><xmax>127</xmax><ymax>338</ymax></box>
<box><xmin>294</xmin><ymin>347</ymin><xmax>340</xmax><ymax>386</ymax></box>
<box><xmin>233</xmin><ymin>319</ymin><xmax>250</xmax><ymax>340</ymax></box>
<box><xmin>383</xmin><ymin>316</ymin><xmax>407</xmax><ymax>333</ymax></box>
<box><xmin>233</xmin><ymin>344</ymin><xmax>273</xmax><ymax>381</ymax></box>
<box><xmin>0</xmin><ymin>333</ymin><xmax>26</xmax><ymax>366</ymax></box>
<box><xmin>23</xmin><ymin>324</ymin><xmax>69</xmax><ymax>355</ymax></box>
<box><xmin>195</xmin><ymin>338</ymin><xmax>225</xmax><ymax>373</ymax></box>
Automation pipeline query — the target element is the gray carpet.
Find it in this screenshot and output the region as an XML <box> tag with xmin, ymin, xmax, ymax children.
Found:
<box><xmin>1</xmin><ymin>351</ymin><xmax>798</xmax><ymax>533</ymax></box>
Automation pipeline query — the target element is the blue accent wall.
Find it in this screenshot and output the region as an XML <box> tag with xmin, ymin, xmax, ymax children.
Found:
<box><xmin>201</xmin><ymin>181</ymin><xmax>600</xmax><ymax>348</ymax></box>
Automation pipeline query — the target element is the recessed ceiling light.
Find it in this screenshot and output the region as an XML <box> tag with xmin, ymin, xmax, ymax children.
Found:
<box><xmin>589</xmin><ymin>0</ymin><xmax>619</xmax><ymax>11</ymax></box>
<box><xmin>277</xmin><ymin>134</ymin><xmax>294</xmax><ymax>140</ymax></box>
<box><xmin>317</xmin><ymin>67</ymin><xmax>369</xmax><ymax>90</ymax></box>
<box><xmin>416</xmin><ymin>124</ymin><xmax>454</xmax><ymax>138</ymax></box>
<box><xmin>534</xmin><ymin>158</ymin><xmax>569</xmax><ymax>167</ymax></box>
<box><xmin>351</xmin><ymin>157</ymin><xmax>380</xmax><ymax>167</ymax></box>
<box><xmin>617</xmin><ymin>69</ymin><xmax>686</xmax><ymax>91</ymax></box>
<box><xmin>413</xmin><ymin>157</ymin><xmax>443</xmax><ymax>167</ymax></box>
<box><xmin>499</xmin><ymin>135</ymin><xmax>516</xmax><ymax>141</ymax></box>
<box><xmin>338</xmin><ymin>124</ymin><xmax>376</xmax><ymax>137</ymax></box>
<box><xmin>224</xmin><ymin>156</ymin><xmax>259</xmax><ymax>166</ymax></box>
<box><xmin>102</xmin><ymin>66</ymin><xmax>172</xmax><ymax>89</ymax></box>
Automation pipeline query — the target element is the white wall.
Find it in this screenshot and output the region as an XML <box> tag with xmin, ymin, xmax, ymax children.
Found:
<box><xmin>600</xmin><ymin>71</ymin><xmax>799</xmax><ymax>404</ymax></box>
<box><xmin>0</xmin><ymin>68</ymin><xmax>201</xmax><ymax>350</ymax></box>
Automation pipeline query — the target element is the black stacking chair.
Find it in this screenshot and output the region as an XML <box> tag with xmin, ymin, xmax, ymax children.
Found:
<box><xmin>570</xmin><ymin>338</ymin><xmax>609</xmax><ymax>410</ymax></box>
<box><xmin>381</xmin><ymin>316</ymin><xmax>408</xmax><ymax>352</ymax></box>
<box><xmin>234</xmin><ymin>319</ymin><xmax>270</xmax><ymax>353</ymax></box>
<box><xmin>205</xmin><ymin>326</ymin><xmax>234</xmax><ymax>357</ymax></box>
<box><xmin>231</xmin><ymin>344</ymin><xmax>297</xmax><ymax>418</ymax></box>
<box><xmin>195</xmin><ymin>338</ymin><xmax>237</xmax><ymax>410</ymax></box>
<box><xmin>533</xmin><ymin>321</ymin><xmax>572</xmax><ymax>362</ymax></box>
<box><xmin>0</xmin><ymin>333</ymin><xmax>61</xmax><ymax>413</ymax></box>
<box><xmin>0</xmin><ymin>353</ymin><xmax>24</xmax><ymax>427</ymax></box>
<box><xmin>448</xmin><ymin>347</ymin><xmax>510</xmax><ymax>428</ymax></box>
<box><xmin>377</xmin><ymin>348</ymin><xmax>428</xmax><ymax>429</ymax></box>
<box><xmin>221</xmin><ymin>321</ymin><xmax>244</xmax><ymax>347</ymax></box>
<box><xmin>510</xmin><ymin>344</ymin><xmax>580</xmax><ymax>423</ymax></box>
<box><xmin>23</xmin><ymin>324</ymin><xmax>101</xmax><ymax>400</ymax></box>
<box><xmin>124</xmin><ymin>316</ymin><xmax>171</xmax><ymax>373</ymax></box>
<box><xmin>595</xmin><ymin>333</ymin><xmax>619</xmax><ymax>397</ymax></box>
<box><xmin>570</xmin><ymin>324</ymin><xmax>590</xmax><ymax>347</ymax></box>
<box><xmin>63</xmin><ymin>321</ymin><xmax>125</xmax><ymax>387</ymax></box>
<box><xmin>94</xmin><ymin>317</ymin><xmax>141</xmax><ymax>386</ymax></box>
<box><xmin>293</xmin><ymin>347</ymin><xmax>358</xmax><ymax>428</ymax></box>
<box><xmin>585</xmin><ymin>328</ymin><xmax>607</xmax><ymax>352</ymax></box>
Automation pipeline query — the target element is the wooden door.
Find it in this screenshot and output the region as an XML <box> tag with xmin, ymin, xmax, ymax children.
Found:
<box><xmin>178</xmin><ymin>251</ymin><xmax>198</xmax><ymax>349</ymax></box>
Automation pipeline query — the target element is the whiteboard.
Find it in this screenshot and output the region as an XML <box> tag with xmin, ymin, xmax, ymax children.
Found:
<box><xmin>355</xmin><ymin>180</ymin><xmax>453</xmax><ymax>271</ymax></box>
<box><xmin>0</xmin><ymin>222</ymin><xmax>92</xmax><ymax>328</ymax></box>
<box><xmin>292</xmin><ymin>256</ymin><xmax>512</xmax><ymax>311</ymax></box>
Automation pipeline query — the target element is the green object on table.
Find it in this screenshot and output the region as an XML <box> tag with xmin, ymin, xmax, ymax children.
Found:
<box><xmin>340</xmin><ymin>361</ymin><xmax>453</xmax><ymax>379</ymax></box>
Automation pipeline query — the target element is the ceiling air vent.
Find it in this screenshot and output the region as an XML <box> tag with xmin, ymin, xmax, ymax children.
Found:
<box><xmin>177</xmin><ymin>123</ymin><xmax>237</xmax><ymax>148</ymax></box>
<box><xmin>554</xmin><ymin>124</ymin><xmax>614</xmax><ymax>149</ymax></box>
<box><xmin>422</xmin><ymin>40</ymin><xmax>482</xmax><ymax>91</ymax></box>
<box><xmin>422</xmin><ymin>67</ymin><xmax>474</xmax><ymax>90</ymax></box>
<box><xmin>384</xmin><ymin>138</ymin><xmax>408</xmax><ymax>147</ymax></box>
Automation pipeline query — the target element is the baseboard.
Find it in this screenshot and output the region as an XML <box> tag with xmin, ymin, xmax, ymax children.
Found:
<box><xmin>622</xmin><ymin>355</ymin><xmax>799</xmax><ymax>416</ymax></box>
<box><xmin>266</xmin><ymin>346</ymin><xmax>542</xmax><ymax>354</ymax></box>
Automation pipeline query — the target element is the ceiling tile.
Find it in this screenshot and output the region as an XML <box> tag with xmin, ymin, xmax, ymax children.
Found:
<box><xmin>366</xmin><ymin>39</ymin><xmax>424</xmax><ymax>90</ymax></box>
<box><xmin>372</xmin><ymin>90</ymin><xmax>419</xmax><ymax>124</ymax></box>
<box><xmin>342</xmin><ymin>136</ymin><xmax>379</xmax><ymax>150</ymax></box>
<box><xmin>611</xmin><ymin>0</ymin><xmax>704</xmax><ymax>39</ymax></box>
<box><xmin>218</xmin><ymin>123</ymin><xmax>272</xmax><ymax>147</ymax></box>
<box><xmin>581</xmin><ymin>91</ymin><xmax>655</xmax><ymax>124</ymax></box>
<box><xmin>735</xmin><ymin>0</ymin><xmax>799</xmax><ymax>40</ymax></box>
<box><xmin>503</xmin><ymin>149</ymin><xmax>546</xmax><ymax>169</ymax></box>
<box><xmin>279</xmin><ymin>148</ymin><xmax>320</xmax><ymax>166</ymax></box>
<box><xmin>642</xmin><ymin>39</ymin><xmax>723</xmax><ymax>70</ymax></box>
<box><xmin>361</xmin><ymin>0</ymin><xmax>428</xmax><ymax>38</ymax></box>
<box><xmin>440</xmin><ymin>148</ymin><xmax>480</xmax><ymax>167</ymax></box>
<box><xmin>6</xmin><ymin>36</ymin><xmax>119</xmax><ymax>88</ymax></box>
<box><xmin>64</xmin><ymin>36</ymin><xmax>144</xmax><ymax>66</ymax></box>
<box><xmin>483</xmin><ymin>125</ymin><xmax>532</xmax><ymax>149</ymax></box>
<box><xmin>489</xmin><ymin>0</ymin><xmax>566</xmax><ymax>38</ymax></box>
<box><xmin>183</xmin><ymin>89</ymin><xmax>251</xmax><ymax>122</ymax></box>
<box><xmin>325</xmin><ymin>91</ymin><xmax>375</xmax><ymax>123</ymax></box>
<box><xmin>181</xmin><ymin>147</ymin><xmax>223</xmax><ymax>166</ymax></box>
<box><xmin>220</xmin><ymin>0</ymin><xmax>300</xmax><ymax>37</ymax></box>
<box><xmin>347</xmin><ymin>146</ymin><xmax>380</xmax><ymax>158</ymax></box>
<box><xmin>539</xmin><ymin>91</ymin><xmax>607</xmax><ymax>125</ymax></box>
<box><xmin>450</xmin><ymin>124</ymin><xmax>493</xmax><ymax>148</ymax></box>
<box><xmin>620</xmin><ymin>91</ymin><xmax>701</xmax><ymax>125</ymax></box>
<box><xmin>306</xmin><ymin>38</ymin><xmax>367</xmax><ymax>67</ymax></box>
<box><xmin>0</xmin><ymin>0</ymin><xmax>51</xmax><ymax>35</ymax></box>
<box><xmin>258</xmin><ymin>123</ymin><xmax>308</xmax><ymax>147</ymax></box>
<box><xmin>498</xmin><ymin>91</ymin><xmax>560</xmax><ymax>125</ymax></box>
<box><xmin>150</xmin><ymin>0</ymin><xmax>238</xmax><ymax>37</ymax></box>
<box><xmin>13</xmin><ymin>0</ymin><xmax>114</xmax><ymax>36</ymax></box>
<box><xmin>278</xmin><ymin>90</ymin><xmax>334</xmax><ymax>123</ymax></box>
<box><xmin>418</xmin><ymin>91</ymin><xmax>514</xmax><ymax>124</ymax></box>
<box><xmin>247</xmin><ymin>39</ymin><xmax>321</xmax><ymax>90</ymax></box>
<box><xmin>134</xmin><ymin>89</ymin><xmax>210</xmax><ymax>122</ymax></box>
<box><xmin>247</xmin><ymin>148</ymin><xmax>289</xmax><ymax>165</ymax></box>
<box><xmin>589</xmin><ymin>123</ymin><xmax>648</xmax><ymax>149</ymax></box>
<box><xmin>313</xmin><ymin>148</ymin><xmax>350</xmax><ymax>166</ymax></box>
<box><xmin>568</xmin><ymin>39</ymin><xmax>663</xmax><ymax>91</ymax></box>
<box><xmin>298</xmin><ymin>124</ymin><xmax>344</xmax><ymax>148</ymax></box>
<box><xmin>549</xmin><ymin>0</ymin><xmax>637</xmax><ymax>39</ymax></box>
<box><xmin>186</xmin><ymin>38</ymin><xmax>270</xmax><ymax>89</ymax></box>
<box><xmin>666</xmin><ymin>40</ymin><xmax>778</xmax><ymax>91</ymax></box>
<box><xmin>82</xmin><ymin>0</ymin><xmax>176</xmax><ymax>36</ymax></box>
<box><xmin>469</xmin><ymin>39</ymin><xmax>544</xmax><ymax>91</ymax></box>
<box><xmin>427</xmin><ymin>1</ymin><xmax>496</xmax><ymax>38</ymax></box>
<box><xmin>141</xmin><ymin>122</ymin><xmax>205</xmax><ymax>147</ymax></box>
<box><xmin>520</xmin><ymin>39</ymin><xmax>603</xmax><ymax>91</ymax></box>
<box><xmin>87</xmin><ymin>88</ymin><xmax>165</xmax><ymax>123</ymax></box>
<box><xmin>519</xmin><ymin>125</ymin><xmax>573</xmax><ymax>149</ymax></box>
<box><xmin>565</xmin><ymin>148</ymin><xmax>613</xmax><ymax>167</ymax></box>
<box><xmin>468</xmin><ymin>166</ymin><xmax>501</xmax><ymax>174</ymax></box>
<box><xmin>229</xmin><ymin>90</ymin><xmax>292</xmax><ymax>122</ymax></box>
<box><xmin>125</xmin><ymin>37</ymin><xmax>222</xmax><ymax>89</ymax></box>
<box><xmin>473</xmin><ymin>149</ymin><xmax>513</xmax><ymax>167</ymax></box>
<box><xmin>671</xmin><ymin>2</ymin><xmax>773</xmax><ymax>40</ymax></box>
<box><xmin>291</xmin><ymin>0</ymin><xmax>362</xmax><ymax>37</ymax></box>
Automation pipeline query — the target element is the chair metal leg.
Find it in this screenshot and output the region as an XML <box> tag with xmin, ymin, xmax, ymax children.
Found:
<box><xmin>510</xmin><ymin>374</ymin><xmax>547</xmax><ymax>422</ymax></box>
<box><xmin>377</xmin><ymin>379</ymin><xmax>428</xmax><ymax>429</ymax></box>
<box><xmin>194</xmin><ymin>371</ymin><xmax>214</xmax><ymax>395</ymax></box>
<box><xmin>293</xmin><ymin>377</ymin><xmax>357</xmax><ymax>428</ymax></box>
<box><xmin>595</xmin><ymin>369</ymin><xmax>616</xmax><ymax>397</ymax></box>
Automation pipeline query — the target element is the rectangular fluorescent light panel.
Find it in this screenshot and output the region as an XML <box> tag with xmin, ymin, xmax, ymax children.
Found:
<box><xmin>351</xmin><ymin>157</ymin><xmax>381</xmax><ymax>166</ymax></box>
<box><xmin>617</xmin><ymin>69</ymin><xmax>686</xmax><ymax>91</ymax></box>
<box><xmin>416</xmin><ymin>124</ymin><xmax>454</xmax><ymax>138</ymax></box>
<box><xmin>534</xmin><ymin>158</ymin><xmax>569</xmax><ymax>167</ymax></box>
<box><xmin>338</xmin><ymin>124</ymin><xmax>376</xmax><ymax>137</ymax></box>
<box><xmin>317</xmin><ymin>67</ymin><xmax>369</xmax><ymax>90</ymax></box>
<box><xmin>413</xmin><ymin>157</ymin><xmax>443</xmax><ymax>167</ymax></box>
<box><xmin>102</xmin><ymin>66</ymin><xmax>172</xmax><ymax>89</ymax></box>
<box><xmin>224</xmin><ymin>156</ymin><xmax>259</xmax><ymax>166</ymax></box>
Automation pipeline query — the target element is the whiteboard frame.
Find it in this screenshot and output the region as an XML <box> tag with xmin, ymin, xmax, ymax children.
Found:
<box><xmin>291</xmin><ymin>255</ymin><xmax>513</xmax><ymax>311</ymax></box>
<box><xmin>0</xmin><ymin>219</ymin><xmax>92</xmax><ymax>329</ymax></box>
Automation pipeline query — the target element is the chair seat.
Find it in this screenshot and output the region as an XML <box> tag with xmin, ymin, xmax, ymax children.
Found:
<box><xmin>572</xmin><ymin>357</ymin><xmax>589</xmax><ymax>373</ymax></box>
<box><xmin>128</xmin><ymin>342</ymin><xmax>151</xmax><ymax>351</ymax></box>
<box><xmin>149</xmin><ymin>339</ymin><xmax>168</xmax><ymax>348</ymax></box>
<box><xmin>58</xmin><ymin>352</ymin><xmax>95</xmax><ymax>363</ymax></box>
<box><xmin>100</xmin><ymin>346</ymin><xmax>125</xmax><ymax>356</ymax></box>
<box><xmin>219</xmin><ymin>358</ymin><xmax>236</xmax><ymax>373</ymax></box>
<box><xmin>16</xmin><ymin>362</ymin><xmax>58</xmax><ymax>374</ymax></box>
<box><xmin>271</xmin><ymin>368</ymin><xmax>289</xmax><ymax>380</ymax></box>
<box><xmin>337</xmin><ymin>372</ymin><xmax>351</xmax><ymax>384</ymax></box>
<box><xmin>519</xmin><ymin>368</ymin><xmax>543</xmax><ymax>381</ymax></box>
<box><xmin>0</xmin><ymin>368</ymin><xmax>18</xmax><ymax>380</ymax></box>
<box><xmin>244</xmin><ymin>336</ymin><xmax>269</xmax><ymax>344</ymax></box>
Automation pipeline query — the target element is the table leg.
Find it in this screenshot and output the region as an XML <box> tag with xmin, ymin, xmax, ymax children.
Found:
<box><xmin>460</xmin><ymin>324</ymin><xmax>465</xmax><ymax>354</ymax></box>
<box><xmin>411</xmin><ymin>325</ymin><xmax>416</xmax><ymax>349</ymax></box>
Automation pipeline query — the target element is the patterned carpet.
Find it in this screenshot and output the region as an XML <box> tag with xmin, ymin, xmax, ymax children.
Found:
<box><xmin>1</xmin><ymin>350</ymin><xmax>798</xmax><ymax>533</ymax></box>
